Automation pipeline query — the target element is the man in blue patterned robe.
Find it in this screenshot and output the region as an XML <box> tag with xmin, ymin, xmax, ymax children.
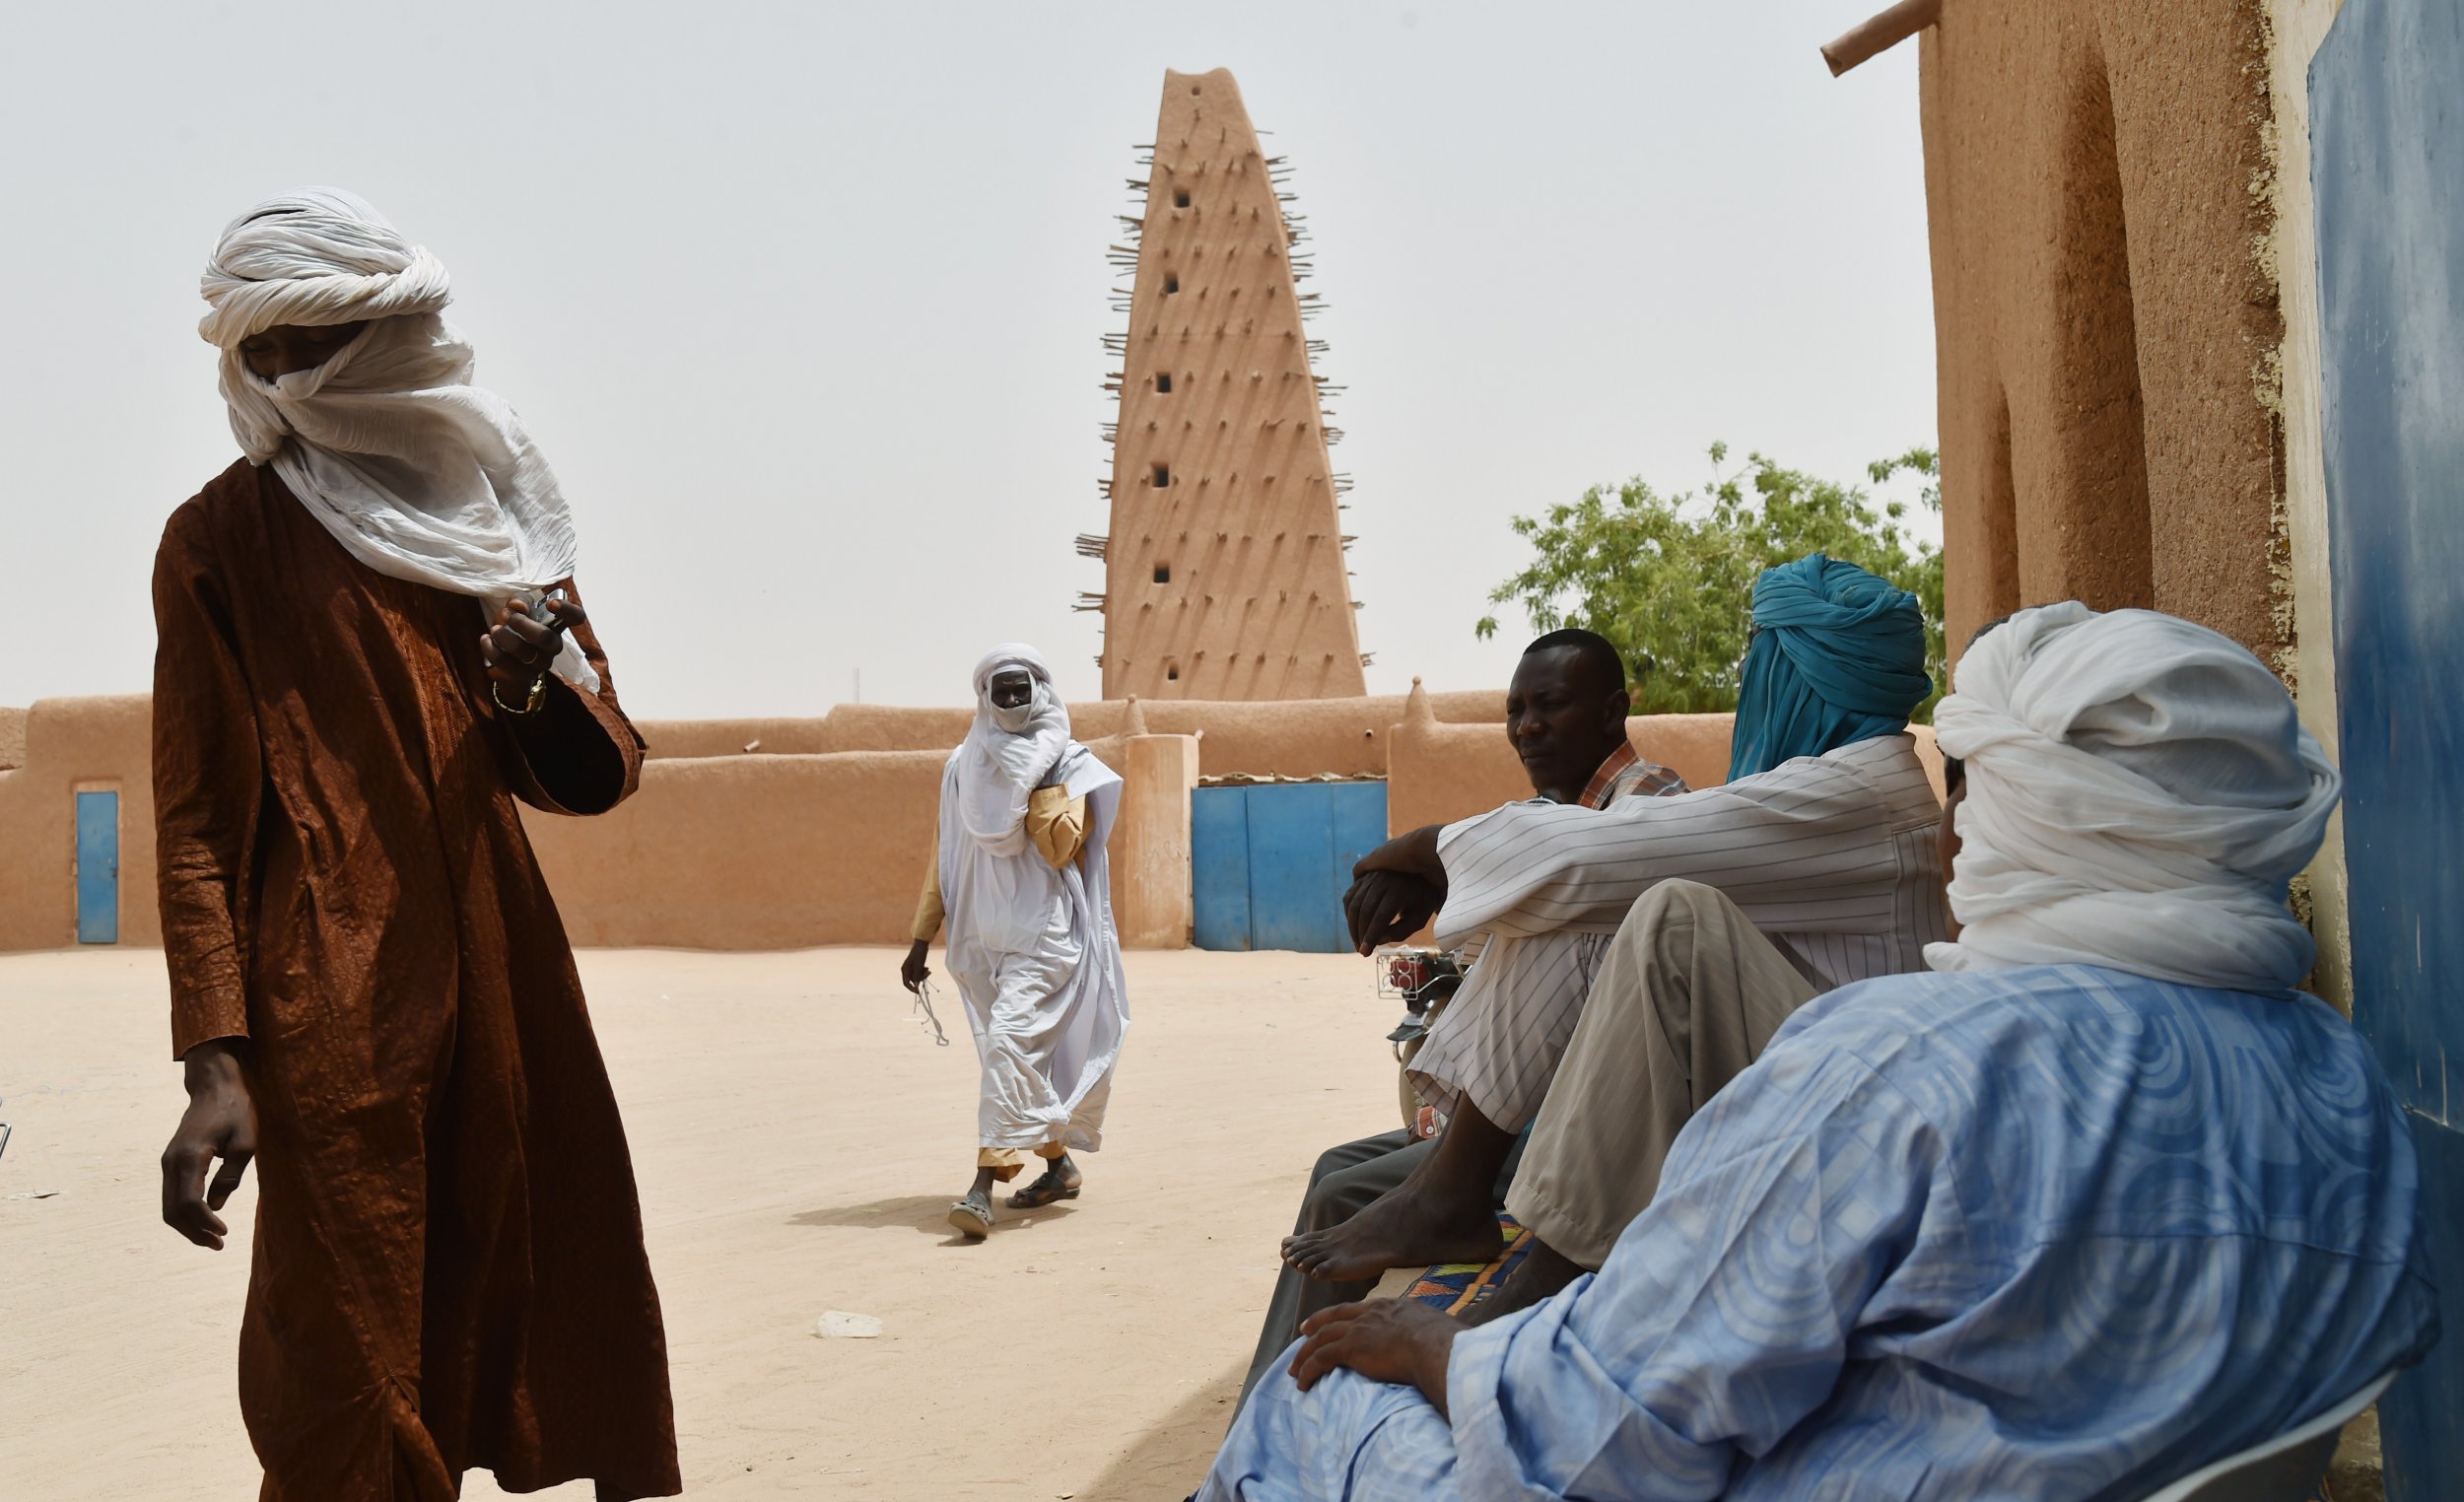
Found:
<box><xmin>1200</xmin><ymin>604</ymin><xmax>2439</xmax><ymax>1501</ymax></box>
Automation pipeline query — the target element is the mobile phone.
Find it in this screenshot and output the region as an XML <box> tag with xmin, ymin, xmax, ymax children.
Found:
<box><xmin>526</xmin><ymin>587</ymin><xmax>572</xmax><ymax>635</ymax></box>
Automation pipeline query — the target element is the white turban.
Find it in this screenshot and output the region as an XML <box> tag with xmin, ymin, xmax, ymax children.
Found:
<box><xmin>1927</xmin><ymin>602</ymin><xmax>2342</xmax><ymax>993</ymax></box>
<box><xmin>198</xmin><ymin>187</ymin><xmax>596</xmax><ymax>691</ymax></box>
<box><xmin>954</xmin><ymin>646</ymin><xmax>1072</xmax><ymax>858</ymax></box>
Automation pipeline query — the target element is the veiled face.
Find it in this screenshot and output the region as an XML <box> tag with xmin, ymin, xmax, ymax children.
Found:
<box><xmin>988</xmin><ymin>669</ymin><xmax>1035</xmax><ymax>712</ymax></box>
<box><xmin>238</xmin><ymin>320</ymin><xmax>368</xmax><ymax>380</ymax></box>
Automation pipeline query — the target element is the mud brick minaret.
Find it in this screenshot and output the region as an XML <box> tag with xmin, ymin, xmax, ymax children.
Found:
<box><xmin>1079</xmin><ymin>68</ymin><xmax>1367</xmax><ymax>701</ymax></box>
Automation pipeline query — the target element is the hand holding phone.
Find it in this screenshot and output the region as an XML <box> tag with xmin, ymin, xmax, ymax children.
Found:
<box><xmin>526</xmin><ymin>586</ymin><xmax>573</xmax><ymax>635</ymax></box>
<box><xmin>482</xmin><ymin>586</ymin><xmax>584</xmax><ymax>705</ymax></box>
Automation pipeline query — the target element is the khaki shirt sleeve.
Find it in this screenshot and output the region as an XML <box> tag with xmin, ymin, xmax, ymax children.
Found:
<box><xmin>1026</xmin><ymin>785</ymin><xmax>1090</xmax><ymax>869</ymax></box>
<box><xmin>911</xmin><ymin>818</ymin><xmax>945</xmax><ymax>943</ymax></box>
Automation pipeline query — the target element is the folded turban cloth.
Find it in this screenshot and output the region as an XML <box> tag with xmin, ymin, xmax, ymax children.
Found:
<box><xmin>955</xmin><ymin>645</ymin><xmax>1073</xmax><ymax>857</ymax></box>
<box><xmin>1728</xmin><ymin>553</ymin><xmax>1933</xmax><ymax>781</ymax></box>
<box><xmin>197</xmin><ymin>187</ymin><xmax>596</xmax><ymax>691</ymax></box>
<box><xmin>1926</xmin><ymin>602</ymin><xmax>2341</xmax><ymax>993</ymax></box>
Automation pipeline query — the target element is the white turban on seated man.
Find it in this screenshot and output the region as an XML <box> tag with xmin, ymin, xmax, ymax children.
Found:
<box><xmin>1198</xmin><ymin>602</ymin><xmax>2439</xmax><ymax>1502</ymax></box>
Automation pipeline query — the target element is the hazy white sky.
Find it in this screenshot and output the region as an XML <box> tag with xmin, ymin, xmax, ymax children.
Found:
<box><xmin>0</xmin><ymin>1</ymin><xmax>1935</xmax><ymax>717</ymax></box>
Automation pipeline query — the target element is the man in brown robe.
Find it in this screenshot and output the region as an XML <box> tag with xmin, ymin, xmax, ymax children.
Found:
<box><xmin>155</xmin><ymin>188</ymin><xmax>679</xmax><ymax>1500</ymax></box>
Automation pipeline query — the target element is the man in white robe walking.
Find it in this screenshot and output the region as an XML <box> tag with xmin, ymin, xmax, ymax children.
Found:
<box><xmin>903</xmin><ymin>646</ymin><xmax>1130</xmax><ymax>1239</ymax></box>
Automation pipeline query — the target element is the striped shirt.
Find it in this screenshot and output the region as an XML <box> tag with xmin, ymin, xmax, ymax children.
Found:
<box><xmin>1420</xmin><ymin>742</ymin><xmax>1689</xmax><ymax>1133</ymax></box>
<box><xmin>1434</xmin><ymin>732</ymin><xmax>1947</xmax><ymax>991</ymax></box>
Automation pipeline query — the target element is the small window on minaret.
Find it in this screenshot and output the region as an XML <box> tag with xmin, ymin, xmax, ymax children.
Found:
<box><xmin>1156</xmin><ymin>372</ymin><xmax>1173</xmax><ymax>393</ymax></box>
<box><xmin>1167</xmin><ymin>664</ymin><xmax>1180</xmax><ymax>681</ymax></box>
<box><xmin>1152</xmin><ymin>463</ymin><xmax>1170</xmax><ymax>488</ymax></box>
<box><xmin>1154</xmin><ymin>563</ymin><xmax>1171</xmax><ymax>583</ymax></box>
<box><xmin>1164</xmin><ymin>273</ymin><xmax>1180</xmax><ymax>294</ymax></box>
<box><xmin>1174</xmin><ymin>188</ymin><xmax>1191</xmax><ymax>208</ymax></box>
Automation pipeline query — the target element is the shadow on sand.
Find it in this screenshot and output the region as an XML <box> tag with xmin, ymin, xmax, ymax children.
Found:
<box><xmin>787</xmin><ymin>1194</ymin><xmax>1081</xmax><ymax>1242</ymax></box>
<box><xmin>1070</xmin><ymin>1358</ymin><xmax>1245</xmax><ymax>1502</ymax></box>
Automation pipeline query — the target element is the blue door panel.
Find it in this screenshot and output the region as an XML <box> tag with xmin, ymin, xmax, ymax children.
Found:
<box><xmin>1189</xmin><ymin>782</ymin><xmax>1391</xmax><ymax>953</ymax></box>
<box><xmin>75</xmin><ymin>789</ymin><xmax>118</xmax><ymax>945</ymax></box>
<box><xmin>1192</xmin><ymin>785</ymin><xmax>1253</xmax><ymax>951</ymax></box>
<box><xmin>1329</xmin><ymin>784</ymin><xmax>1390</xmax><ymax>882</ymax></box>
<box><xmin>2313</xmin><ymin>2</ymin><xmax>2464</xmax><ymax>1490</ymax></box>
<box><xmin>1247</xmin><ymin>784</ymin><xmax>1341</xmax><ymax>952</ymax></box>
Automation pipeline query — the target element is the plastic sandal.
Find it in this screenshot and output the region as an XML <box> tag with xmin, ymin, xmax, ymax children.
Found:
<box><xmin>947</xmin><ymin>1189</ymin><xmax>994</xmax><ymax>1239</ymax></box>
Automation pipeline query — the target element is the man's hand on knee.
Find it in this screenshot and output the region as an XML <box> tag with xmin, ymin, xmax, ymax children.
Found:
<box><xmin>1289</xmin><ymin>1299</ymin><xmax>1462</xmax><ymax>1416</ymax></box>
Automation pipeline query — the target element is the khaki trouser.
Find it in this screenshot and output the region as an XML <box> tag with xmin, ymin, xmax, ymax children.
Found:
<box><xmin>979</xmin><ymin>1141</ymin><xmax>1069</xmax><ymax>1183</ymax></box>
<box><xmin>1405</xmin><ymin>926</ymin><xmax>1615</xmax><ymax>1131</ymax></box>
<box><xmin>1504</xmin><ymin>879</ymin><xmax>1819</xmax><ymax>1269</ymax></box>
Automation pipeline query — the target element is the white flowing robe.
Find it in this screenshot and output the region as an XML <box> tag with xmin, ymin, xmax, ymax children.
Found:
<box><xmin>937</xmin><ymin>741</ymin><xmax>1129</xmax><ymax>1152</ymax></box>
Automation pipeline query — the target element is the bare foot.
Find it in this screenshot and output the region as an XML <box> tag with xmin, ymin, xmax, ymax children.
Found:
<box><xmin>1281</xmin><ymin>1183</ymin><xmax>1504</xmax><ymax>1283</ymax></box>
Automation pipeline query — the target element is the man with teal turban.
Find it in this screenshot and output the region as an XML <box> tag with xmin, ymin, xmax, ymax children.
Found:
<box><xmin>1729</xmin><ymin>553</ymin><xmax>1937</xmax><ymax>781</ymax></box>
<box><xmin>1281</xmin><ymin>553</ymin><xmax>1946</xmax><ymax>1304</ymax></box>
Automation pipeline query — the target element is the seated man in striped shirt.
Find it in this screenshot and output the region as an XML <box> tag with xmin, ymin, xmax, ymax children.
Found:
<box><xmin>1285</xmin><ymin>554</ymin><xmax>1944</xmax><ymax>1287</ymax></box>
<box><xmin>1236</xmin><ymin>627</ymin><xmax>1688</xmax><ymax>1410</ymax></box>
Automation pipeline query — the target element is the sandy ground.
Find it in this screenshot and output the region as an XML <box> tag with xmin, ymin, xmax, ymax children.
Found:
<box><xmin>0</xmin><ymin>944</ymin><xmax>1410</xmax><ymax>1499</ymax></box>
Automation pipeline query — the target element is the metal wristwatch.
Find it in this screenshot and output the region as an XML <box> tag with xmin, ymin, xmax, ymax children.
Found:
<box><xmin>494</xmin><ymin>673</ymin><xmax>548</xmax><ymax>717</ymax></box>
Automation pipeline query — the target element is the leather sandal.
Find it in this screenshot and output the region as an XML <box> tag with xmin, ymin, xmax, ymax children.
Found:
<box><xmin>1007</xmin><ymin>1164</ymin><xmax>1083</xmax><ymax>1209</ymax></box>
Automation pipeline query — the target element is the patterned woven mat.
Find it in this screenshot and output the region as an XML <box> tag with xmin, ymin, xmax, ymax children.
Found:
<box><xmin>1402</xmin><ymin>1214</ymin><xmax>1532</xmax><ymax>1316</ymax></box>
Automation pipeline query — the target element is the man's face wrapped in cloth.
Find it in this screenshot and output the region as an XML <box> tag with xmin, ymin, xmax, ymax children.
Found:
<box><xmin>989</xmin><ymin>669</ymin><xmax>1036</xmax><ymax>713</ymax></box>
<box><xmin>237</xmin><ymin>320</ymin><xmax>369</xmax><ymax>379</ymax></box>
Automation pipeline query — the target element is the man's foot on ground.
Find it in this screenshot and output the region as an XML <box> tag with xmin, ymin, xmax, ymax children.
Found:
<box><xmin>1007</xmin><ymin>1161</ymin><xmax>1083</xmax><ymax>1209</ymax></box>
<box><xmin>947</xmin><ymin>1188</ymin><xmax>994</xmax><ymax>1239</ymax></box>
<box><xmin>1458</xmin><ymin>1238</ymin><xmax>1585</xmax><ymax>1327</ymax></box>
<box><xmin>1280</xmin><ymin>1185</ymin><xmax>1504</xmax><ymax>1283</ymax></box>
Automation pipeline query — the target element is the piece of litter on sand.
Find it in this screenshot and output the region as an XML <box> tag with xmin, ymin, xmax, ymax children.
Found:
<box><xmin>4</xmin><ymin>1191</ymin><xmax>60</xmax><ymax>1200</ymax></box>
<box><xmin>812</xmin><ymin>1310</ymin><xmax>883</xmax><ymax>1339</ymax></box>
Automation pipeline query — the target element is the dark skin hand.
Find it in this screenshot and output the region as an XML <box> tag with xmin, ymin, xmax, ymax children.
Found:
<box><xmin>1289</xmin><ymin>1298</ymin><xmax>1463</xmax><ymax>1415</ymax></box>
<box><xmin>161</xmin><ymin>1038</ymin><xmax>258</xmax><ymax>1250</ymax></box>
<box><xmin>477</xmin><ymin>594</ymin><xmax>587</xmax><ymax>712</ymax></box>
<box><xmin>1342</xmin><ymin>865</ymin><xmax>1444</xmax><ymax>956</ymax></box>
<box><xmin>1339</xmin><ymin>644</ymin><xmax>1631</xmax><ymax>955</ymax></box>
<box><xmin>238</xmin><ymin>320</ymin><xmax>368</xmax><ymax>380</ymax></box>
<box><xmin>1343</xmin><ymin>825</ymin><xmax>1447</xmax><ymax>954</ymax></box>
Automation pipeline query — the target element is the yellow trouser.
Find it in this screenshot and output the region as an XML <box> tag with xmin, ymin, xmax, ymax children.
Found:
<box><xmin>979</xmin><ymin>1142</ymin><xmax>1069</xmax><ymax>1182</ymax></box>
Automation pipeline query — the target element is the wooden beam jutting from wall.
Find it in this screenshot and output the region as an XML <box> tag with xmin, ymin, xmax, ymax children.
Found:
<box><xmin>1820</xmin><ymin>0</ymin><xmax>1943</xmax><ymax>77</ymax></box>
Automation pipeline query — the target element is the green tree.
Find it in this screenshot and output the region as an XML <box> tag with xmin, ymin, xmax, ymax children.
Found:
<box><xmin>1475</xmin><ymin>444</ymin><xmax>1946</xmax><ymax>717</ymax></box>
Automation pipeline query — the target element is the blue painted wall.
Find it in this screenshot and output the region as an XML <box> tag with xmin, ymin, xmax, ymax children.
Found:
<box><xmin>74</xmin><ymin>789</ymin><xmax>117</xmax><ymax>945</ymax></box>
<box><xmin>2312</xmin><ymin>2</ymin><xmax>2464</xmax><ymax>1491</ymax></box>
<box><xmin>1192</xmin><ymin>782</ymin><xmax>1389</xmax><ymax>953</ymax></box>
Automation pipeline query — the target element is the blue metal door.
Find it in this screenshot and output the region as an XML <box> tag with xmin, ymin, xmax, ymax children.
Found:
<box><xmin>1191</xmin><ymin>785</ymin><xmax>1253</xmax><ymax>952</ymax></box>
<box><xmin>75</xmin><ymin>789</ymin><xmax>118</xmax><ymax>945</ymax></box>
<box><xmin>1191</xmin><ymin>782</ymin><xmax>1390</xmax><ymax>952</ymax></box>
<box><xmin>2313</xmin><ymin>4</ymin><xmax>2464</xmax><ymax>1491</ymax></box>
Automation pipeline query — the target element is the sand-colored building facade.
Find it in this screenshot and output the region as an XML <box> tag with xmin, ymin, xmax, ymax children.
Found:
<box><xmin>6</xmin><ymin>688</ymin><xmax>1874</xmax><ymax>955</ymax></box>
